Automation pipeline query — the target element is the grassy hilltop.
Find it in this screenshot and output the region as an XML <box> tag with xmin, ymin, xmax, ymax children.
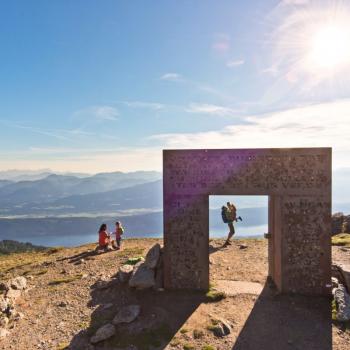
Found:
<box><xmin>0</xmin><ymin>238</ymin><xmax>349</xmax><ymax>350</ymax></box>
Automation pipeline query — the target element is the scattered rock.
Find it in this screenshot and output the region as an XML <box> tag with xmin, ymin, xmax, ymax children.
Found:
<box><xmin>58</xmin><ymin>301</ymin><xmax>68</xmax><ymax>307</ymax></box>
<box><xmin>334</xmin><ymin>284</ymin><xmax>350</xmax><ymax>321</ymax></box>
<box><xmin>144</xmin><ymin>243</ymin><xmax>161</xmax><ymax>269</ymax></box>
<box><xmin>0</xmin><ymin>282</ymin><xmax>9</xmax><ymax>292</ymax></box>
<box><xmin>129</xmin><ymin>262</ymin><xmax>155</xmax><ymax>289</ymax></box>
<box><xmin>10</xmin><ymin>276</ymin><xmax>27</xmax><ymax>290</ymax></box>
<box><xmin>332</xmin><ymin>277</ymin><xmax>339</xmax><ymax>288</ymax></box>
<box><xmin>239</xmin><ymin>244</ymin><xmax>248</xmax><ymax>250</ymax></box>
<box><xmin>0</xmin><ymin>315</ymin><xmax>9</xmax><ymax>328</ymax></box>
<box><xmin>210</xmin><ymin>319</ymin><xmax>231</xmax><ymax>337</ymax></box>
<box><xmin>0</xmin><ymin>327</ymin><xmax>10</xmax><ymax>338</ymax></box>
<box><xmin>6</xmin><ymin>289</ymin><xmax>21</xmax><ymax>302</ymax></box>
<box><xmin>113</xmin><ymin>305</ymin><xmax>141</xmax><ymax>325</ymax></box>
<box><xmin>12</xmin><ymin>311</ymin><xmax>23</xmax><ymax>321</ymax></box>
<box><xmin>0</xmin><ymin>296</ymin><xmax>8</xmax><ymax>312</ymax></box>
<box><xmin>118</xmin><ymin>264</ymin><xmax>134</xmax><ymax>283</ymax></box>
<box><xmin>90</xmin><ymin>323</ymin><xmax>116</xmax><ymax>344</ymax></box>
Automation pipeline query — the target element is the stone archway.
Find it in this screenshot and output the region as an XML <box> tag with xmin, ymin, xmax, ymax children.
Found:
<box><xmin>163</xmin><ymin>148</ymin><xmax>332</xmax><ymax>296</ymax></box>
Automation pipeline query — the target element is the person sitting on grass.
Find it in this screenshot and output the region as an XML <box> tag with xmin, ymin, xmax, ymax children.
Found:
<box><xmin>98</xmin><ymin>223</ymin><xmax>113</xmax><ymax>251</ymax></box>
<box><xmin>113</xmin><ymin>221</ymin><xmax>124</xmax><ymax>250</ymax></box>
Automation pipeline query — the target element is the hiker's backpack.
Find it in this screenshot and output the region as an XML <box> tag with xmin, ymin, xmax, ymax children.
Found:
<box><xmin>221</xmin><ymin>207</ymin><xmax>229</xmax><ymax>223</ymax></box>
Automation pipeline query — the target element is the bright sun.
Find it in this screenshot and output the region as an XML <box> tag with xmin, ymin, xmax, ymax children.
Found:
<box><xmin>309</xmin><ymin>24</ymin><xmax>350</xmax><ymax>70</ymax></box>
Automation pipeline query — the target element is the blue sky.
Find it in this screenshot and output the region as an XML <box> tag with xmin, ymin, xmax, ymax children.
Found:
<box><xmin>1</xmin><ymin>0</ymin><xmax>350</xmax><ymax>172</ymax></box>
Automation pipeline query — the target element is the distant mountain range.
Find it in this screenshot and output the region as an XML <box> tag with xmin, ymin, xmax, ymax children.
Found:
<box><xmin>0</xmin><ymin>171</ymin><xmax>162</xmax><ymax>215</ymax></box>
<box><xmin>0</xmin><ymin>168</ymin><xmax>348</xmax><ymax>246</ymax></box>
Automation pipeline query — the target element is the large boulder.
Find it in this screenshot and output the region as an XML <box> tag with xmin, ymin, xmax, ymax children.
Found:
<box><xmin>90</xmin><ymin>323</ymin><xmax>116</xmax><ymax>344</ymax></box>
<box><xmin>117</xmin><ymin>264</ymin><xmax>134</xmax><ymax>283</ymax></box>
<box><xmin>334</xmin><ymin>284</ymin><xmax>350</xmax><ymax>322</ymax></box>
<box><xmin>112</xmin><ymin>305</ymin><xmax>141</xmax><ymax>325</ymax></box>
<box><xmin>144</xmin><ymin>244</ymin><xmax>161</xmax><ymax>269</ymax></box>
<box><xmin>129</xmin><ymin>262</ymin><xmax>155</xmax><ymax>289</ymax></box>
<box><xmin>333</xmin><ymin>263</ymin><xmax>350</xmax><ymax>294</ymax></box>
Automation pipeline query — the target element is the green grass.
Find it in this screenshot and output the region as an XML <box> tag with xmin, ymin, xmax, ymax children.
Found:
<box><xmin>332</xmin><ymin>233</ymin><xmax>350</xmax><ymax>247</ymax></box>
<box><xmin>193</xmin><ymin>329</ymin><xmax>204</xmax><ymax>339</ymax></box>
<box><xmin>125</xmin><ymin>256</ymin><xmax>144</xmax><ymax>265</ymax></box>
<box><xmin>332</xmin><ymin>299</ymin><xmax>338</xmax><ymax>321</ymax></box>
<box><xmin>205</xmin><ymin>290</ymin><xmax>226</xmax><ymax>302</ymax></box>
<box><xmin>183</xmin><ymin>344</ymin><xmax>195</xmax><ymax>350</ymax></box>
<box><xmin>48</xmin><ymin>275</ymin><xmax>82</xmax><ymax>286</ymax></box>
<box><xmin>170</xmin><ymin>339</ymin><xmax>181</xmax><ymax>347</ymax></box>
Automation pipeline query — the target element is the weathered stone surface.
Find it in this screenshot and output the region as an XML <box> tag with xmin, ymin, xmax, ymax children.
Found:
<box><xmin>112</xmin><ymin>305</ymin><xmax>141</xmax><ymax>325</ymax></box>
<box><xmin>334</xmin><ymin>284</ymin><xmax>350</xmax><ymax>321</ymax></box>
<box><xmin>210</xmin><ymin>318</ymin><xmax>232</xmax><ymax>337</ymax></box>
<box><xmin>338</xmin><ymin>264</ymin><xmax>350</xmax><ymax>293</ymax></box>
<box><xmin>129</xmin><ymin>262</ymin><xmax>155</xmax><ymax>289</ymax></box>
<box><xmin>144</xmin><ymin>243</ymin><xmax>161</xmax><ymax>269</ymax></box>
<box><xmin>90</xmin><ymin>323</ymin><xmax>115</xmax><ymax>344</ymax></box>
<box><xmin>163</xmin><ymin>148</ymin><xmax>331</xmax><ymax>296</ymax></box>
<box><xmin>10</xmin><ymin>276</ymin><xmax>27</xmax><ymax>290</ymax></box>
<box><xmin>118</xmin><ymin>264</ymin><xmax>134</xmax><ymax>283</ymax></box>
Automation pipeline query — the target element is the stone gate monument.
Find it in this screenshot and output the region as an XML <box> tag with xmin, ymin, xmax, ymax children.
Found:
<box><xmin>163</xmin><ymin>148</ymin><xmax>332</xmax><ymax>296</ymax></box>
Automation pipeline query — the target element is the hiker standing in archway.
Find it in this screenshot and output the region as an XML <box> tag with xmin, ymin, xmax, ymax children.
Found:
<box><xmin>222</xmin><ymin>202</ymin><xmax>241</xmax><ymax>247</ymax></box>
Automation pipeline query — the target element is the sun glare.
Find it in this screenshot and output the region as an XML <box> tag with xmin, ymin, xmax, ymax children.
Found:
<box><xmin>309</xmin><ymin>24</ymin><xmax>350</xmax><ymax>69</ymax></box>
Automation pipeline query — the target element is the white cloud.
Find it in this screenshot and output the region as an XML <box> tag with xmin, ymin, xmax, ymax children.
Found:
<box><xmin>0</xmin><ymin>147</ymin><xmax>162</xmax><ymax>173</ymax></box>
<box><xmin>226</xmin><ymin>59</ymin><xmax>245</xmax><ymax>68</ymax></box>
<box><xmin>74</xmin><ymin>105</ymin><xmax>119</xmax><ymax>121</ymax></box>
<box><xmin>185</xmin><ymin>103</ymin><xmax>238</xmax><ymax>116</ymax></box>
<box><xmin>281</xmin><ymin>0</ymin><xmax>309</xmax><ymax>5</ymax></box>
<box><xmin>151</xmin><ymin>99</ymin><xmax>350</xmax><ymax>168</ymax></box>
<box><xmin>160</xmin><ymin>73</ymin><xmax>183</xmax><ymax>81</ymax></box>
<box><xmin>122</xmin><ymin>101</ymin><xmax>165</xmax><ymax>110</ymax></box>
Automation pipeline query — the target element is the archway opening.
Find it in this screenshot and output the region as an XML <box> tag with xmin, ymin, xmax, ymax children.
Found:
<box><xmin>208</xmin><ymin>195</ymin><xmax>269</xmax><ymax>294</ymax></box>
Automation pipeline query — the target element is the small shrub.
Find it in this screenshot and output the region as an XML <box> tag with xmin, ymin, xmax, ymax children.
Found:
<box><xmin>183</xmin><ymin>344</ymin><xmax>195</xmax><ymax>350</ymax></box>
<box><xmin>125</xmin><ymin>256</ymin><xmax>144</xmax><ymax>265</ymax></box>
<box><xmin>193</xmin><ymin>329</ymin><xmax>204</xmax><ymax>339</ymax></box>
<box><xmin>332</xmin><ymin>233</ymin><xmax>350</xmax><ymax>247</ymax></box>
<box><xmin>170</xmin><ymin>338</ymin><xmax>181</xmax><ymax>346</ymax></box>
<box><xmin>205</xmin><ymin>290</ymin><xmax>226</xmax><ymax>302</ymax></box>
<box><xmin>48</xmin><ymin>275</ymin><xmax>82</xmax><ymax>286</ymax></box>
<box><xmin>202</xmin><ymin>346</ymin><xmax>215</xmax><ymax>350</ymax></box>
<box><xmin>180</xmin><ymin>328</ymin><xmax>189</xmax><ymax>334</ymax></box>
<box><xmin>56</xmin><ymin>343</ymin><xmax>69</xmax><ymax>350</ymax></box>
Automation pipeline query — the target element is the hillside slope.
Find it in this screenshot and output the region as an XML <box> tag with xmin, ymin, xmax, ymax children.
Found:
<box><xmin>0</xmin><ymin>239</ymin><xmax>348</xmax><ymax>350</ymax></box>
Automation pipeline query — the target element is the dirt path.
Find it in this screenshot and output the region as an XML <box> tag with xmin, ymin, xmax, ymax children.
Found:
<box><xmin>0</xmin><ymin>238</ymin><xmax>349</xmax><ymax>350</ymax></box>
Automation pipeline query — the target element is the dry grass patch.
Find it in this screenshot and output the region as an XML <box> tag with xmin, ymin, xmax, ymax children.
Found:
<box><xmin>48</xmin><ymin>274</ymin><xmax>83</xmax><ymax>286</ymax></box>
<box><xmin>332</xmin><ymin>233</ymin><xmax>350</xmax><ymax>247</ymax></box>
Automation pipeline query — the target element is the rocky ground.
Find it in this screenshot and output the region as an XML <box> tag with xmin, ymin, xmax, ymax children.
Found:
<box><xmin>0</xmin><ymin>238</ymin><xmax>349</xmax><ymax>350</ymax></box>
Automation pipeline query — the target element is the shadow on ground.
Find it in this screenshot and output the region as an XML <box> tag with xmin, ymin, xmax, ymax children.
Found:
<box><xmin>231</xmin><ymin>282</ymin><xmax>332</xmax><ymax>350</ymax></box>
<box><xmin>68</xmin><ymin>276</ymin><xmax>205</xmax><ymax>350</ymax></box>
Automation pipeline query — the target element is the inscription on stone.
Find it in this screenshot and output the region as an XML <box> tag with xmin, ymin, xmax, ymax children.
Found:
<box><xmin>163</xmin><ymin>148</ymin><xmax>331</xmax><ymax>295</ymax></box>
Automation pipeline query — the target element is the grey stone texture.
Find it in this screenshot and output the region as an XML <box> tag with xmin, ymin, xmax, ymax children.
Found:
<box><xmin>163</xmin><ymin>148</ymin><xmax>332</xmax><ymax>295</ymax></box>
